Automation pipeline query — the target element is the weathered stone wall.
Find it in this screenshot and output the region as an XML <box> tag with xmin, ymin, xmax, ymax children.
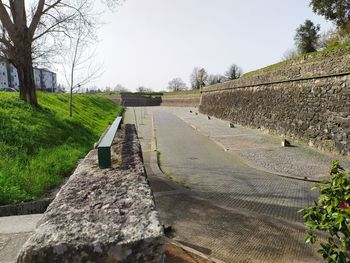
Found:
<box><xmin>119</xmin><ymin>93</ymin><xmax>200</xmax><ymax>107</ymax></box>
<box><xmin>17</xmin><ymin>125</ymin><xmax>165</xmax><ymax>263</ymax></box>
<box><xmin>200</xmin><ymin>73</ymin><xmax>350</xmax><ymax>155</ymax></box>
<box><xmin>121</xmin><ymin>94</ymin><xmax>162</xmax><ymax>106</ymax></box>
<box><xmin>160</xmin><ymin>95</ymin><xmax>200</xmax><ymax>107</ymax></box>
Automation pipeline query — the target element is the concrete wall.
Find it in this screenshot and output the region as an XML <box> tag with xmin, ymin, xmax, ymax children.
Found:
<box><xmin>18</xmin><ymin>124</ymin><xmax>165</xmax><ymax>263</ymax></box>
<box><xmin>200</xmin><ymin>73</ymin><xmax>350</xmax><ymax>155</ymax></box>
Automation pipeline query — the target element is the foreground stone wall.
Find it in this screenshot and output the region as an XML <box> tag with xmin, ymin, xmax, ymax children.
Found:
<box><xmin>17</xmin><ymin>125</ymin><xmax>165</xmax><ymax>263</ymax></box>
<box><xmin>200</xmin><ymin>73</ymin><xmax>350</xmax><ymax>155</ymax></box>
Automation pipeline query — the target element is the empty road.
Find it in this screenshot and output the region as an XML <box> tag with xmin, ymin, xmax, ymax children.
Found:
<box><xmin>126</xmin><ymin>107</ymin><xmax>322</xmax><ymax>263</ymax></box>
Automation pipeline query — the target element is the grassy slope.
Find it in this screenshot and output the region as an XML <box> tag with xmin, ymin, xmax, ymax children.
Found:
<box><xmin>242</xmin><ymin>42</ymin><xmax>350</xmax><ymax>79</ymax></box>
<box><xmin>0</xmin><ymin>92</ymin><xmax>122</xmax><ymax>205</ymax></box>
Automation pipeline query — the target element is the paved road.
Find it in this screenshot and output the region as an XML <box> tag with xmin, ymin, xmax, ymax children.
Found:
<box><xmin>125</xmin><ymin>107</ymin><xmax>323</xmax><ymax>263</ymax></box>
<box><xmin>152</xmin><ymin>108</ymin><xmax>316</xmax><ymax>222</ymax></box>
<box><xmin>0</xmin><ymin>214</ymin><xmax>42</xmax><ymax>263</ymax></box>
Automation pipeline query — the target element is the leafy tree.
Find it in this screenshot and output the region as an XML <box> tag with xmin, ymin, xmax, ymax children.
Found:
<box><xmin>294</xmin><ymin>20</ymin><xmax>321</xmax><ymax>54</ymax></box>
<box><xmin>225</xmin><ymin>64</ymin><xmax>242</xmax><ymax>80</ymax></box>
<box><xmin>310</xmin><ymin>0</ymin><xmax>350</xmax><ymax>29</ymax></box>
<box><xmin>190</xmin><ymin>67</ymin><xmax>208</xmax><ymax>90</ymax></box>
<box><xmin>207</xmin><ymin>74</ymin><xmax>226</xmax><ymax>85</ymax></box>
<box><xmin>167</xmin><ymin>78</ymin><xmax>187</xmax><ymax>91</ymax></box>
<box><xmin>300</xmin><ymin>161</ymin><xmax>350</xmax><ymax>262</ymax></box>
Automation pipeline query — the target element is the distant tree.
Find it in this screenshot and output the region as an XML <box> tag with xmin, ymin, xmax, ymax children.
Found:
<box><xmin>137</xmin><ymin>86</ymin><xmax>147</xmax><ymax>93</ymax></box>
<box><xmin>167</xmin><ymin>78</ymin><xmax>187</xmax><ymax>91</ymax></box>
<box><xmin>207</xmin><ymin>74</ymin><xmax>226</xmax><ymax>85</ymax></box>
<box><xmin>294</xmin><ymin>20</ymin><xmax>320</xmax><ymax>54</ymax></box>
<box><xmin>136</xmin><ymin>86</ymin><xmax>153</xmax><ymax>93</ymax></box>
<box><xmin>225</xmin><ymin>64</ymin><xmax>242</xmax><ymax>80</ymax></box>
<box><xmin>281</xmin><ymin>48</ymin><xmax>299</xmax><ymax>61</ymax></box>
<box><xmin>105</xmin><ymin>86</ymin><xmax>111</xmax><ymax>92</ymax></box>
<box><xmin>114</xmin><ymin>84</ymin><xmax>128</xmax><ymax>93</ymax></box>
<box><xmin>190</xmin><ymin>67</ymin><xmax>208</xmax><ymax>90</ymax></box>
<box><xmin>310</xmin><ymin>0</ymin><xmax>350</xmax><ymax>30</ymax></box>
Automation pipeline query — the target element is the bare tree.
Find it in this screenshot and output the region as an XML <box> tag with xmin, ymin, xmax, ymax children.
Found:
<box><xmin>207</xmin><ymin>74</ymin><xmax>226</xmax><ymax>85</ymax></box>
<box><xmin>281</xmin><ymin>48</ymin><xmax>299</xmax><ymax>61</ymax></box>
<box><xmin>167</xmin><ymin>77</ymin><xmax>187</xmax><ymax>92</ymax></box>
<box><xmin>225</xmin><ymin>64</ymin><xmax>242</xmax><ymax>80</ymax></box>
<box><xmin>136</xmin><ymin>86</ymin><xmax>153</xmax><ymax>93</ymax></box>
<box><xmin>0</xmin><ymin>0</ymin><xmax>119</xmax><ymax>107</ymax></box>
<box><xmin>60</xmin><ymin>18</ymin><xmax>103</xmax><ymax>117</ymax></box>
<box><xmin>190</xmin><ymin>67</ymin><xmax>208</xmax><ymax>90</ymax></box>
<box><xmin>114</xmin><ymin>84</ymin><xmax>128</xmax><ymax>93</ymax></box>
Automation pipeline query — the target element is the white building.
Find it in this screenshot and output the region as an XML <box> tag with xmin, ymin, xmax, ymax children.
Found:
<box><xmin>0</xmin><ymin>60</ymin><xmax>57</xmax><ymax>92</ymax></box>
<box><xmin>7</xmin><ymin>64</ymin><xmax>19</xmax><ymax>90</ymax></box>
<box><xmin>34</xmin><ymin>68</ymin><xmax>42</xmax><ymax>89</ymax></box>
<box><xmin>0</xmin><ymin>62</ymin><xmax>9</xmax><ymax>88</ymax></box>
<box><xmin>40</xmin><ymin>69</ymin><xmax>57</xmax><ymax>92</ymax></box>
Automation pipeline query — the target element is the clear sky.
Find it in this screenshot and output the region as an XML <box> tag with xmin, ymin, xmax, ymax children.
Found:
<box><xmin>78</xmin><ymin>0</ymin><xmax>334</xmax><ymax>92</ymax></box>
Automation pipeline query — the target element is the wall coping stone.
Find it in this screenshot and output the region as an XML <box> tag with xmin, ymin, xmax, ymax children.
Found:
<box><xmin>17</xmin><ymin>124</ymin><xmax>165</xmax><ymax>263</ymax></box>
<box><xmin>203</xmin><ymin>71</ymin><xmax>350</xmax><ymax>93</ymax></box>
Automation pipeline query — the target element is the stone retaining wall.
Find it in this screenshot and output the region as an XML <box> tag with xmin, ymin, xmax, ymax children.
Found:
<box><xmin>160</xmin><ymin>95</ymin><xmax>200</xmax><ymax>107</ymax></box>
<box><xmin>119</xmin><ymin>94</ymin><xmax>200</xmax><ymax>107</ymax></box>
<box><xmin>17</xmin><ymin>124</ymin><xmax>165</xmax><ymax>263</ymax></box>
<box><xmin>200</xmin><ymin>73</ymin><xmax>350</xmax><ymax>155</ymax></box>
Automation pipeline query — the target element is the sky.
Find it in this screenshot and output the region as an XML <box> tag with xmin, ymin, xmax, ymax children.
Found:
<box><xmin>73</xmin><ymin>0</ymin><xmax>334</xmax><ymax>92</ymax></box>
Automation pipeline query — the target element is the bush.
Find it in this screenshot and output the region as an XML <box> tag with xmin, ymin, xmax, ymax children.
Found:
<box><xmin>300</xmin><ymin>161</ymin><xmax>350</xmax><ymax>262</ymax></box>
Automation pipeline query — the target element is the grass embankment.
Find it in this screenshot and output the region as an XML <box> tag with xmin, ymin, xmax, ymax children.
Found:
<box><xmin>0</xmin><ymin>92</ymin><xmax>122</xmax><ymax>205</ymax></box>
<box><xmin>242</xmin><ymin>42</ymin><xmax>350</xmax><ymax>79</ymax></box>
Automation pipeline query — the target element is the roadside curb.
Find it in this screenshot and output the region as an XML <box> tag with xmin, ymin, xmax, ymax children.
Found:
<box><xmin>0</xmin><ymin>198</ymin><xmax>52</xmax><ymax>217</ymax></box>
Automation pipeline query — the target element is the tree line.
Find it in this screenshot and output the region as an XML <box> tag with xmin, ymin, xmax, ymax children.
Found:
<box><xmin>167</xmin><ymin>64</ymin><xmax>243</xmax><ymax>92</ymax></box>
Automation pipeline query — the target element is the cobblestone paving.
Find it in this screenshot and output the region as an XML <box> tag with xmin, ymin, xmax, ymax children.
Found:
<box><xmin>162</xmin><ymin>107</ymin><xmax>350</xmax><ymax>181</ymax></box>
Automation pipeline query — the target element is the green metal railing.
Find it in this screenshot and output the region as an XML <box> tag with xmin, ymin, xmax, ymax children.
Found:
<box><xmin>97</xmin><ymin>116</ymin><xmax>122</xmax><ymax>169</ymax></box>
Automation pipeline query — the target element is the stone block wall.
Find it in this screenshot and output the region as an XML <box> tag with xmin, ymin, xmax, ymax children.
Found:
<box><xmin>17</xmin><ymin>124</ymin><xmax>165</xmax><ymax>263</ymax></box>
<box><xmin>160</xmin><ymin>95</ymin><xmax>200</xmax><ymax>107</ymax></box>
<box><xmin>119</xmin><ymin>93</ymin><xmax>200</xmax><ymax>107</ymax></box>
<box><xmin>200</xmin><ymin>73</ymin><xmax>350</xmax><ymax>155</ymax></box>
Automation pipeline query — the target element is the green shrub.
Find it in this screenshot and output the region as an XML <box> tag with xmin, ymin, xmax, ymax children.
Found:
<box><xmin>300</xmin><ymin>161</ymin><xmax>350</xmax><ymax>262</ymax></box>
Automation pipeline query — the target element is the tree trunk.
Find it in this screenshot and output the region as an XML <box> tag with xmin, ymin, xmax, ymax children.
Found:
<box><xmin>17</xmin><ymin>59</ymin><xmax>38</xmax><ymax>107</ymax></box>
<box><xmin>69</xmin><ymin>85</ymin><xmax>73</xmax><ymax>117</ymax></box>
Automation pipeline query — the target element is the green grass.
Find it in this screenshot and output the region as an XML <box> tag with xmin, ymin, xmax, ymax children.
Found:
<box><xmin>242</xmin><ymin>42</ymin><xmax>350</xmax><ymax>79</ymax></box>
<box><xmin>0</xmin><ymin>92</ymin><xmax>122</xmax><ymax>205</ymax></box>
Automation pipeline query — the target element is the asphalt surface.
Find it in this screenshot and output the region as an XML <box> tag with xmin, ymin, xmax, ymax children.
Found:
<box><xmin>125</xmin><ymin>107</ymin><xmax>324</xmax><ymax>263</ymax></box>
<box><xmin>152</xmin><ymin>108</ymin><xmax>317</xmax><ymax>222</ymax></box>
<box><xmin>0</xmin><ymin>214</ymin><xmax>42</xmax><ymax>263</ymax></box>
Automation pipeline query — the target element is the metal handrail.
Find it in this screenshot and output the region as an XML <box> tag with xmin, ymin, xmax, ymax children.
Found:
<box><xmin>97</xmin><ymin>116</ymin><xmax>122</xmax><ymax>169</ymax></box>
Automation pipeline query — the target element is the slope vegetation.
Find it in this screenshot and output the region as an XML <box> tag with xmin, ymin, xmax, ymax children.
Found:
<box><xmin>0</xmin><ymin>92</ymin><xmax>122</xmax><ymax>205</ymax></box>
